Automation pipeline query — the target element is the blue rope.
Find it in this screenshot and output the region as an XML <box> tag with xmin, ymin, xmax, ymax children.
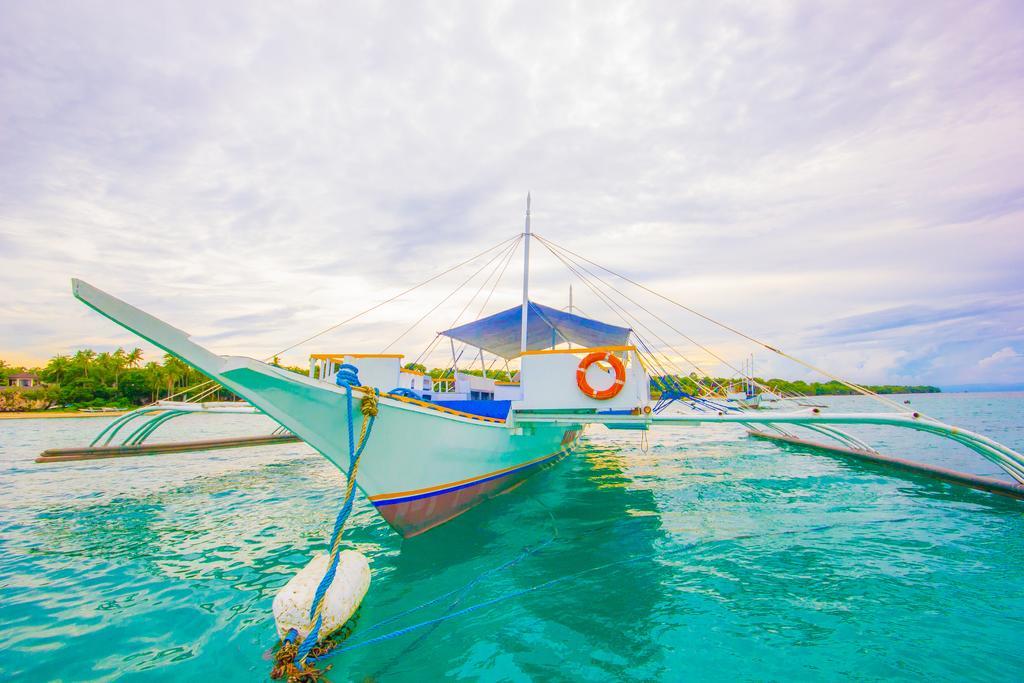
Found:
<box><xmin>292</xmin><ymin>364</ymin><xmax>377</xmax><ymax>665</ymax></box>
<box><xmin>387</xmin><ymin>387</ymin><xmax>422</xmax><ymax>400</ymax></box>
<box><xmin>307</xmin><ymin>515</ymin><xmax>914</xmax><ymax>664</ymax></box>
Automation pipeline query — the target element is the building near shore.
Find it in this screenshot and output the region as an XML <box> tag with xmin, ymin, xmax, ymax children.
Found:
<box><xmin>7</xmin><ymin>372</ymin><xmax>40</xmax><ymax>388</ymax></box>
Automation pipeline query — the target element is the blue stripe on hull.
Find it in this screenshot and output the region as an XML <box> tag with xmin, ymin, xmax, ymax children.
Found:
<box><xmin>373</xmin><ymin>447</ymin><xmax>571</xmax><ymax>507</ymax></box>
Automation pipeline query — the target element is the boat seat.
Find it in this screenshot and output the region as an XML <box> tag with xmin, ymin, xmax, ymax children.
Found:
<box><xmin>432</xmin><ymin>400</ymin><xmax>512</xmax><ymax>420</ymax></box>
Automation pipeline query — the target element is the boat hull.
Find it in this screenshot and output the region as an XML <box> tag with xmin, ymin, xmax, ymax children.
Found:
<box><xmin>371</xmin><ymin>433</ymin><xmax>578</xmax><ymax>536</ymax></box>
<box><xmin>71</xmin><ymin>278</ymin><xmax>583</xmax><ymax>537</ymax></box>
<box><xmin>215</xmin><ymin>365</ymin><xmax>583</xmax><ymax>538</ymax></box>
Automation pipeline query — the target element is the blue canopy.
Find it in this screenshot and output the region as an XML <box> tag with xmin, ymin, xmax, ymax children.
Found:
<box><xmin>440</xmin><ymin>302</ymin><xmax>631</xmax><ymax>359</ymax></box>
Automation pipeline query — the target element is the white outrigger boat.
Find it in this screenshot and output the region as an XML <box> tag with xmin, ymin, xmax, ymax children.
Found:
<box><xmin>69</xmin><ymin>200</ymin><xmax>1024</xmax><ymax>671</ymax></box>
<box><xmin>71</xmin><ymin>204</ymin><xmax>1024</xmax><ymax>539</ymax></box>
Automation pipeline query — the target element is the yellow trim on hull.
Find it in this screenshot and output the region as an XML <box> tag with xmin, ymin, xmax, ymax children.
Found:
<box><xmin>369</xmin><ymin>444</ymin><xmax>576</xmax><ymax>503</ymax></box>
<box><xmin>309</xmin><ymin>353</ymin><xmax>405</xmax><ymax>360</ymax></box>
<box><xmin>378</xmin><ymin>391</ymin><xmax>507</xmax><ymax>423</ymax></box>
<box><xmin>520</xmin><ymin>344</ymin><xmax>636</xmax><ymax>356</ymax></box>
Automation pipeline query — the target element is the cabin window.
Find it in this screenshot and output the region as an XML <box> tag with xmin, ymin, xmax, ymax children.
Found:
<box><xmin>470</xmin><ymin>390</ymin><xmax>494</xmax><ymax>401</ymax></box>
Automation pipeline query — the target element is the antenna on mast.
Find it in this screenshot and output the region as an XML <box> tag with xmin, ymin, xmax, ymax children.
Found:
<box><xmin>519</xmin><ymin>193</ymin><xmax>531</xmax><ymax>354</ymax></box>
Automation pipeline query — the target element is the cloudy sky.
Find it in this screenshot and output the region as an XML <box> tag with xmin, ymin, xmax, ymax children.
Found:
<box><xmin>1</xmin><ymin>1</ymin><xmax>1022</xmax><ymax>386</ymax></box>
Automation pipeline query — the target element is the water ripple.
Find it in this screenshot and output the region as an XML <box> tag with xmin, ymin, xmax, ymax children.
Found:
<box><xmin>1</xmin><ymin>396</ymin><xmax>1023</xmax><ymax>680</ymax></box>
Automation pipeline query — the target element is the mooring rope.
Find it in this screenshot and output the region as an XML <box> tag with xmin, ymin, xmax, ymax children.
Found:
<box><xmin>291</xmin><ymin>364</ymin><xmax>379</xmax><ymax>668</ymax></box>
<box><xmin>306</xmin><ymin>514</ymin><xmax>915</xmax><ymax>665</ymax></box>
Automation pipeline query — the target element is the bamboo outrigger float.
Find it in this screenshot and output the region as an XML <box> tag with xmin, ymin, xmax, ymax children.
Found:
<box><xmin>35</xmin><ymin>400</ymin><xmax>297</xmax><ymax>463</ymax></box>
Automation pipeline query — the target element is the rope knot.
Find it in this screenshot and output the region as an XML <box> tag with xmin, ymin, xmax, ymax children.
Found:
<box><xmin>360</xmin><ymin>392</ymin><xmax>379</xmax><ymax>418</ymax></box>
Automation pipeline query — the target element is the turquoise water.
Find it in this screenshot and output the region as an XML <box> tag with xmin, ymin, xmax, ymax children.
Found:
<box><xmin>2</xmin><ymin>393</ymin><xmax>1023</xmax><ymax>681</ymax></box>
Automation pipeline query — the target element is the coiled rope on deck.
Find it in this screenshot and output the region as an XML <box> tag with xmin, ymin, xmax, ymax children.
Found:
<box><xmin>291</xmin><ymin>363</ymin><xmax>379</xmax><ymax>668</ymax></box>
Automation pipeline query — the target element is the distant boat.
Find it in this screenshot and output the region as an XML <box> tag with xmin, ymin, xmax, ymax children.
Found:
<box><xmin>726</xmin><ymin>391</ymin><xmax>762</xmax><ymax>409</ymax></box>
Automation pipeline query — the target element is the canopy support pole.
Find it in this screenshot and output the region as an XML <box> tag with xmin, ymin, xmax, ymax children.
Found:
<box><xmin>520</xmin><ymin>193</ymin><xmax>531</xmax><ymax>354</ymax></box>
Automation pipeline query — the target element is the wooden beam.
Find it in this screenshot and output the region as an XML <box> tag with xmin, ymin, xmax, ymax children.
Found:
<box><xmin>749</xmin><ymin>430</ymin><xmax>1024</xmax><ymax>501</ymax></box>
<box><xmin>36</xmin><ymin>434</ymin><xmax>302</xmax><ymax>463</ymax></box>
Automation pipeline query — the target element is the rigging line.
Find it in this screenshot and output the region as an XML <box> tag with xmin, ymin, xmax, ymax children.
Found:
<box><xmin>540</xmin><ymin>236</ymin><xmax>758</xmax><ymax>388</ymax></box>
<box><xmin>631</xmin><ymin>335</ymin><xmax>685</xmax><ymax>388</ymax></box>
<box><xmin>470</xmin><ymin>241</ymin><xmax>523</xmax><ymax>376</ymax></box>
<box><xmin>550</xmin><ymin>252</ymin><xmax>696</xmax><ymax>387</ymax></box>
<box><xmin>411</xmin><ymin>237</ymin><xmax>522</xmax><ymax>367</ymax></box>
<box><xmin>265</xmin><ymin>234</ymin><xmax>519</xmax><ymax>361</ymax></box>
<box><xmin>411</xmin><ymin>334</ymin><xmax>443</xmax><ymax>369</ymax></box>
<box><xmin>439</xmin><ymin>241</ymin><xmax>525</xmax><ymax>371</ymax></box>
<box><xmin>534</xmin><ymin>234</ymin><xmax>908</xmax><ymax>412</ymax></box>
<box><xmin>634</xmin><ymin>331</ymin><xmax>728</xmax><ymax>397</ymax></box>
<box><xmin>528</xmin><ymin>300</ymin><xmax>572</xmax><ymax>347</ymax></box>
<box><xmin>407</xmin><ymin>238</ymin><xmax>521</xmax><ymax>367</ymax></box>
<box><xmin>381</xmin><ymin>238</ymin><xmax>522</xmax><ymax>353</ymax></box>
<box><xmin>152</xmin><ymin>379</ymin><xmax>216</xmax><ymax>405</ymax></box>
<box><xmin>443</xmin><ymin>344</ymin><xmax>470</xmax><ymax>380</ymax></box>
<box><xmin>446</xmin><ymin>237</ymin><xmax>528</xmax><ymax>369</ymax></box>
<box><xmin>537</xmin><ymin>239</ymin><xmax>722</xmax><ymax>390</ymax></box>
<box><xmin>537</xmin><ymin>232</ymin><xmax>796</xmax><ymax>400</ymax></box>
<box><xmin>539</xmin><ymin>242</ymin><xmax>710</xmax><ymax>381</ymax></box>
<box><xmin>407</xmin><ymin>236</ymin><xmax>520</xmax><ymax>368</ymax></box>
<box><xmin>188</xmin><ymin>383</ymin><xmax>221</xmax><ymax>404</ymax></box>
<box><xmin>564</xmin><ymin>267</ymin><xmax>731</xmax><ymax>401</ymax></box>
<box><xmin>474</xmin><ymin>234</ymin><xmax>522</xmax><ymax>321</ymax></box>
<box><xmin>538</xmin><ymin>237</ymin><xmax>817</xmax><ymax>405</ymax></box>
<box><xmin>443</xmin><ymin>235</ymin><xmax>524</xmax><ymax>349</ymax></box>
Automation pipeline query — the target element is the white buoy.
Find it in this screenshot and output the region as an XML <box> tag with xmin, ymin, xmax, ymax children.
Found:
<box><xmin>272</xmin><ymin>550</ymin><xmax>370</xmax><ymax>640</ymax></box>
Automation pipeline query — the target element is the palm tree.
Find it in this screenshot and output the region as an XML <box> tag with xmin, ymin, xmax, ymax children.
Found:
<box><xmin>111</xmin><ymin>348</ymin><xmax>128</xmax><ymax>389</ymax></box>
<box><xmin>144</xmin><ymin>362</ymin><xmax>164</xmax><ymax>402</ymax></box>
<box><xmin>95</xmin><ymin>352</ymin><xmax>114</xmax><ymax>386</ymax></box>
<box><xmin>72</xmin><ymin>349</ymin><xmax>96</xmax><ymax>378</ymax></box>
<box><xmin>162</xmin><ymin>354</ymin><xmax>188</xmax><ymax>398</ymax></box>
<box><xmin>43</xmin><ymin>355</ymin><xmax>72</xmax><ymax>385</ymax></box>
<box><xmin>126</xmin><ymin>348</ymin><xmax>143</xmax><ymax>369</ymax></box>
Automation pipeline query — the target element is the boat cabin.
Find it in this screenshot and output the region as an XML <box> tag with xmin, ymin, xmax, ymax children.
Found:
<box><xmin>309</xmin><ymin>302</ymin><xmax>651</xmax><ymax>420</ymax></box>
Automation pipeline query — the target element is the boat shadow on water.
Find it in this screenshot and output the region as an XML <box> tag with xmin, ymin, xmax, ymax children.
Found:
<box><xmin>345</xmin><ymin>442</ymin><xmax>673</xmax><ymax>678</ymax></box>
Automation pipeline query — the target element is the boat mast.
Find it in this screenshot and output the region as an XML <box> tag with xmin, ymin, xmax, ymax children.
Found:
<box><xmin>750</xmin><ymin>354</ymin><xmax>755</xmax><ymax>395</ymax></box>
<box><xmin>567</xmin><ymin>284</ymin><xmax>572</xmax><ymax>349</ymax></box>
<box><xmin>568</xmin><ymin>284</ymin><xmax>573</xmax><ymax>314</ymax></box>
<box><xmin>520</xmin><ymin>193</ymin><xmax>531</xmax><ymax>354</ymax></box>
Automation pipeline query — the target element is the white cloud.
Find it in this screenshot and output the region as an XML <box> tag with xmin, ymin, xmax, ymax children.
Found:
<box><xmin>978</xmin><ymin>346</ymin><xmax>1021</xmax><ymax>369</ymax></box>
<box><xmin>1</xmin><ymin>1</ymin><xmax>1022</xmax><ymax>383</ymax></box>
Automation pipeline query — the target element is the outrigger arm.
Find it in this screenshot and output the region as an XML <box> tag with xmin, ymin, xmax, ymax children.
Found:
<box><xmin>513</xmin><ymin>410</ymin><xmax>1024</xmax><ymax>485</ymax></box>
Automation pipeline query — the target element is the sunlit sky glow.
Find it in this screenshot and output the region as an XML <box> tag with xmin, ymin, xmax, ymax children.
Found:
<box><xmin>1</xmin><ymin>1</ymin><xmax>1022</xmax><ymax>386</ymax></box>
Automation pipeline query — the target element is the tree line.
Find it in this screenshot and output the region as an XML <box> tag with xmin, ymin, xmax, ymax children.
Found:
<box><xmin>403</xmin><ymin>363</ymin><xmax>940</xmax><ymax>396</ymax></box>
<box><xmin>0</xmin><ymin>349</ymin><xmax>238</xmax><ymax>411</ymax></box>
<box><xmin>0</xmin><ymin>351</ymin><xmax>940</xmax><ymax>413</ymax></box>
<box><xmin>648</xmin><ymin>373</ymin><xmax>940</xmax><ymax>397</ymax></box>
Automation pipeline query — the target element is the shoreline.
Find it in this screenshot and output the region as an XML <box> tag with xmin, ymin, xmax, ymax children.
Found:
<box><xmin>0</xmin><ymin>410</ymin><xmax>130</xmax><ymax>420</ymax></box>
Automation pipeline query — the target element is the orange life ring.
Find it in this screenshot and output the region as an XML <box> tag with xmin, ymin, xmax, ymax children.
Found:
<box><xmin>576</xmin><ymin>351</ymin><xmax>626</xmax><ymax>400</ymax></box>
